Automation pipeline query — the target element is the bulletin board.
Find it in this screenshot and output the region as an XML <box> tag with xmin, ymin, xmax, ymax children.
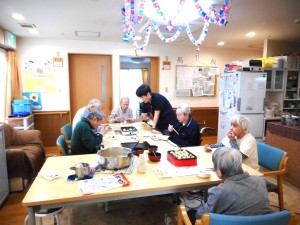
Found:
<box><xmin>175</xmin><ymin>65</ymin><xmax>219</xmax><ymax>97</ymax></box>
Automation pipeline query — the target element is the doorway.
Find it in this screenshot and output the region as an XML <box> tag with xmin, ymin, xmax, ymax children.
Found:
<box><xmin>69</xmin><ymin>54</ymin><xmax>112</xmax><ymax>123</ymax></box>
<box><xmin>119</xmin><ymin>56</ymin><xmax>159</xmax><ymax>118</ymax></box>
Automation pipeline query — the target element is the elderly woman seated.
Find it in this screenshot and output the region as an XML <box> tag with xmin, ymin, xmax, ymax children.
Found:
<box><xmin>187</xmin><ymin>147</ymin><xmax>274</xmax><ymax>224</ymax></box>
<box><xmin>204</xmin><ymin>114</ymin><xmax>259</xmax><ymax>170</ymax></box>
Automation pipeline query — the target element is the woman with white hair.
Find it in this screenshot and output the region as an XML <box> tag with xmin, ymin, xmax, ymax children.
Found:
<box><xmin>191</xmin><ymin>147</ymin><xmax>273</xmax><ymax>223</ymax></box>
<box><xmin>204</xmin><ymin>114</ymin><xmax>259</xmax><ymax>170</ymax></box>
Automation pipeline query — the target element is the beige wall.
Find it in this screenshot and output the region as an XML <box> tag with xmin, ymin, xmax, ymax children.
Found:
<box><xmin>263</xmin><ymin>39</ymin><xmax>300</xmax><ymax>57</ymax></box>
<box><xmin>17</xmin><ymin>38</ymin><xmax>263</xmax><ymax>111</ymax></box>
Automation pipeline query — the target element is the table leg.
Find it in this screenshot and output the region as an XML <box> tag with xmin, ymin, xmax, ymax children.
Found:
<box><xmin>27</xmin><ymin>207</ymin><xmax>36</xmax><ymax>225</ymax></box>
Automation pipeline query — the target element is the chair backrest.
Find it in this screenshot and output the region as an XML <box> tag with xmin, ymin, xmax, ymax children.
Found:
<box><xmin>208</xmin><ymin>210</ymin><xmax>291</xmax><ymax>225</ymax></box>
<box><xmin>56</xmin><ymin>135</ymin><xmax>69</xmax><ymax>155</ymax></box>
<box><xmin>257</xmin><ymin>142</ymin><xmax>286</xmax><ymax>171</ymax></box>
<box><xmin>61</xmin><ymin>123</ymin><xmax>72</xmax><ymax>141</ymax></box>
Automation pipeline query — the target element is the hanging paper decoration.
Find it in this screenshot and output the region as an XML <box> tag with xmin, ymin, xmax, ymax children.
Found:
<box><xmin>121</xmin><ymin>0</ymin><xmax>233</xmax><ymax>52</ymax></box>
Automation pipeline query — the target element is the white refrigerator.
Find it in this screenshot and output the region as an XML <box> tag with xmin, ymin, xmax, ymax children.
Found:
<box><xmin>217</xmin><ymin>71</ymin><xmax>267</xmax><ymax>142</ymax></box>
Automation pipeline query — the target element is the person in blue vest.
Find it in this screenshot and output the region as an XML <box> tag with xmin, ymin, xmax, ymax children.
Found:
<box><xmin>168</xmin><ymin>103</ymin><xmax>200</xmax><ymax>147</ymax></box>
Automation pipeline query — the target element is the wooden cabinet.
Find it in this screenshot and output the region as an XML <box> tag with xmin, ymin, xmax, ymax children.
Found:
<box><xmin>173</xmin><ymin>107</ymin><xmax>219</xmax><ymax>136</ymax></box>
<box><xmin>0</xmin><ymin>124</ymin><xmax>9</xmax><ymax>207</ymax></box>
<box><xmin>34</xmin><ymin>111</ymin><xmax>71</xmax><ymax>147</ymax></box>
<box><xmin>5</xmin><ymin>114</ymin><xmax>34</xmax><ymax>130</ymax></box>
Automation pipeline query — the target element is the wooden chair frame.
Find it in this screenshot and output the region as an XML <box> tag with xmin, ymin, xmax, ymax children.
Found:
<box><xmin>257</xmin><ymin>142</ymin><xmax>289</xmax><ymax>211</ymax></box>
<box><xmin>60</xmin><ymin>123</ymin><xmax>72</xmax><ymax>149</ymax></box>
<box><xmin>177</xmin><ymin>205</ymin><xmax>298</xmax><ymax>225</ymax></box>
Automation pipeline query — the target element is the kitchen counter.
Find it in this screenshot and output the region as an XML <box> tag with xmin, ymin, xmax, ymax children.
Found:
<box><xmin>265</xmin><ymin>122</ymin><xmax>300</xmax><ymax>187</ymax></box>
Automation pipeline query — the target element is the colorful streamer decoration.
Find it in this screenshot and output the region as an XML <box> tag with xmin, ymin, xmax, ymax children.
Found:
<box><xmin>121</xmin><ymin>0</ymin><xmax>232</xmax><ymax>52</ymax></box>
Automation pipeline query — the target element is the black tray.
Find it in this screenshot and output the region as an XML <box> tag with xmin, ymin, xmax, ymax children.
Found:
<box><xmin>121</xmin><ymin>141</ymin><xmax>150</xmax><ymax>150</ymax></box>
<box><xmin>121</xmin><ymin>126</ymin><xmax>137</xmax><ymax>132</ymax></box>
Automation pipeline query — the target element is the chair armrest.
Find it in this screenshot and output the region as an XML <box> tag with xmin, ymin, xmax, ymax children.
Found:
<box><xmin>195</xmin><ymin>213</ymin><xmax>210</xmax><ymax>225</ymax></box>
<box><xmin>262</xmin><ymin>169</ymin><xmax>287</xmax><ymax>177</ymax></box>
<box><xmin>12</xmin><ymin>129</ymin><xmax>43</xmax><ymax>145</ymax></box>
<box><xmin>178</xmin><ymin>205</ymin><xmax>192</xmax><ymax>225</ymax></box>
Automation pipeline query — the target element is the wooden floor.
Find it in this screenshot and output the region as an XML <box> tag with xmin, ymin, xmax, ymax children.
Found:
<box><xmin>1</xmin><ymin>136</ymin><xmax>299</xmax><ymax>225</ymax></box>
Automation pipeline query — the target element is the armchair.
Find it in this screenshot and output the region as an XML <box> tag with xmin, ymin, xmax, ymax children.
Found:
<box><xmin>257</xmin><ymin>142</ymin><xmax>288</xmax><ymax>211</ymax></box>
<box><xmin>1</xmin><ymin>122</ymin><xmax>46</xmax><ymax>191</ymax></box>
<box><xmin>60</xmin><ymin>123</ymin><xmax>72</xmax><ymax>148</ymax></box>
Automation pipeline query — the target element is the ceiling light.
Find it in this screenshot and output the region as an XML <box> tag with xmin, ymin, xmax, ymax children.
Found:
<box><xmin>246</xmin><ymin>31</ymin><xmax>256</xmax><ymax>37</ymax></box>
<box><xmin>121</xmin><ymin>0</ymin><xmax>233</xmax><ymax>53</ymax></box>
<box><xmin>29</xmin><ymin>28</ymin><xmax>39</xmax><ymax>35</ymax></box>
<box><xmin>217</xmin><ymin>42</ymin><xmax>224</xmax><ymax>46</ymax></box>
<box><xmin>12</xmin><ymin>13</ymin><xmax>25</xmax><ymax>20</ymax></box>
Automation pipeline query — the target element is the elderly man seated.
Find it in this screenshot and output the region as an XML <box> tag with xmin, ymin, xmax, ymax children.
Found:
<box><xmin>168</xmin><ymin>103</ymin><xmax>200</xmax><ymax>147</ymax></box>
<box><xmin>108</xmin><ymin>97</ymin><xmax>133</xmax><ymax>123</ymax></box>
<box><xmin>71</xmin><ymin>110</ymin><xmax>108</xmax><ymax>155</ymax></box>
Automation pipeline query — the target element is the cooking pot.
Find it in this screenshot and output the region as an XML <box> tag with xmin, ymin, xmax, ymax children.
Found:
<box><xmin>70</xmin><ymin>162</ymin><xmax>90</xmax><ymax>179</ymax></box>
<box><xmin>97</xmin><ymin>147</ymin><xmax>133</xmax><ymax>170</ymax></box>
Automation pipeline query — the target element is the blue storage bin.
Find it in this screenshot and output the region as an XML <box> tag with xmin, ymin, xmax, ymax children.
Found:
<box><xmin>12</xmin><ymin>103</ymin><xmax>32</xmax><ymax>114</ymax></box>
<box><xmin>13</xmin><ymin>99</ymin><xmax>32</xmax><ymax>104</ymax></box>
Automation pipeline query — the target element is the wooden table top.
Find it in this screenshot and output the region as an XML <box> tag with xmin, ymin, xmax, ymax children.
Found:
<box><xmin>23</xmin><ymin>122</ymin><xmax>262</xmax><ymax>207</ymax></box>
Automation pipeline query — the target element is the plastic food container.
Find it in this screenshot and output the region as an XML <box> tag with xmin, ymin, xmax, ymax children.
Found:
<box><xmin>167</xmin><ymin>150</ymin><xmax>197</xmax><ymax>166</ymax></box>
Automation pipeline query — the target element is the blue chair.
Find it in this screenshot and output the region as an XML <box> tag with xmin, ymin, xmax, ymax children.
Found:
<box><xmin>257</xmin><ymin>142</ymin><xmax>288</xmax><ymax>211</ymax></box>
<box><xmin>177</xmin><ymin>205</ymin><xmax>297</xmax><ymax>225</ymax></box>
<box><xmin>60</xmin><ymin>123</ymin><xmax>72</xmax><ymax>148</ymax></box>
<box><xmin>56</xmin><ymin>135</ymin><xmax>71</xmax><ymax>155</ymax></box>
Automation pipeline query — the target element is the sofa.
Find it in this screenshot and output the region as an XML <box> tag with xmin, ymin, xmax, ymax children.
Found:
<box><xmin>1</xmin><ymin>122</ymin><xmax>46</xmax><ymax>192</ymax></box>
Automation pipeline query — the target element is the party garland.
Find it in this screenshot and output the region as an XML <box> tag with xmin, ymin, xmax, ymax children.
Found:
<box><xmin>121</xmin><ymin>0</ymin><xmax>232</xmax><ymax>51</ymax></box>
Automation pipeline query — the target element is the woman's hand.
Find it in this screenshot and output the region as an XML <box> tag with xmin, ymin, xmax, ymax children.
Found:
<box><xmin>227</xmin><ymin>131</ymin><xmax>235</xmax><ymax>140</ymax></box>
<box><xmin>204</xmin><ymin>144</ymin><xmax>212</xmax><ymax>152</ymax></box>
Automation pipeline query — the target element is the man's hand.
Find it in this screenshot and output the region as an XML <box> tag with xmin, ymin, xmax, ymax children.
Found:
<box><xmin>126</xmin><ymin>118</ymin><xmax>135</xmax><ymax>123</ymax></box>
<box><xmin>168</xmin><ymin>124</ymin><xmax>174</xmax><ymax>132</ymax></box>
<box><xmin>151</xmin><ymin>129</ymin><xmax>162</xmax><ymax>134</ymax></box>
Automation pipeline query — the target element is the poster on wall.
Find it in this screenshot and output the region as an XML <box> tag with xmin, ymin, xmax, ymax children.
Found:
<box><xmin>22</xmin><ymin>92</ymin><xmax>42</xmax><ymax>110</ymax></box>
<box><xmin>23</xmin><ymin>59</ymin><xmax>56</xmax><ymax>93</ymax></box>
<box><xmin>175</xmin><ymin>65</ymin><xmax>218</xmax><ymax>97</ymax></box>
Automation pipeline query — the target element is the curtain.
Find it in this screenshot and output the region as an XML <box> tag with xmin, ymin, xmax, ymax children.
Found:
<box><xmin>5</xmin><ymin>51</ymin><xmax>22</xmax><ymax>118</ymax></box>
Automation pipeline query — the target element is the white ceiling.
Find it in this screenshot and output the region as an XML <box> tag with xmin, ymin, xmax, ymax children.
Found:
<box><xmin>0</xmin><ymin>0</ymin><xmax>300</xmax><ymax>51</ymax></box>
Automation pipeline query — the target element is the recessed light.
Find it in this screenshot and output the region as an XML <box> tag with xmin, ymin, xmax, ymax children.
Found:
<box><xmin>217</xmin><ymin>42</ymin><xmax>224</xmax><ymax>46</ymax></box>
<box><xmin>246</xmin><ymin>32</ymin><xmax>256</xmax><ymax>37</ymax></box>
<box><xmin>12</xmin><ymin>13</ymin><xmax>25</xmax><ymax>20</ymax></box>
<box><xmin>29</xmin><ymin>28</ymin><xmax>39</xmax><ymax>35</ymax></box>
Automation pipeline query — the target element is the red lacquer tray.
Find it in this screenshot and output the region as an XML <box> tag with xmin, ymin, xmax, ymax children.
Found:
<box><xmin>167</xmin><ymin>150</ymin><xmax>197</xmax><ymax>167</ymax></box>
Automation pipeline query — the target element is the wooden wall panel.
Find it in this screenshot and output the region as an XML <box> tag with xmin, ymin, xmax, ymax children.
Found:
<box><xmin>173</xmin><ymin>107</ymin><xmax>219</xmax><ymax>136</ymax></box>
<box><xmin>33</xmin><ymin>111</ymin><xmax>70</xmax><ymax>147</ymax></box>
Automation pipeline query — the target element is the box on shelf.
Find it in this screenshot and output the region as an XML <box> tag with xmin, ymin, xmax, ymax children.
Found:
<box><xmin>13</xmin><ymin>99</ymin><xmax>31</xmax><ymax>104</ymax></box>
<box><xmin>12</xmin><ymin>102</ymin><xmax>32</xmax><ymax>114</ymax></box>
